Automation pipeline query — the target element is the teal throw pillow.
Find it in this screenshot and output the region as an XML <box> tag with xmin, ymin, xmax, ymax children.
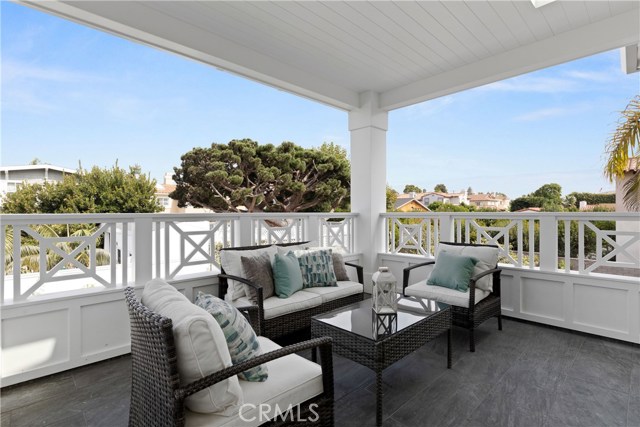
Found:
<box><xmin>294</xmin><ymin>249</ymin><xmax>337</xmax><ymax>288</ymax></box>
<box><xmin>427</xmin><ymin>251</ymin><xmax>478</xmax><ymax>292</ymax></box>
<box><xmin>272</xmin><ymin>251</ymin><xmax>304</xmax><ymax>298</ymax></box>
<box><xmin>195</xmin><ymin>292</ymin><xmax>268</xmax><ymax>382</ymax></box>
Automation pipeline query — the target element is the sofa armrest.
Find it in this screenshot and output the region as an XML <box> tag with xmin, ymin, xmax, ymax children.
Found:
<box><xmin>217</xmin><ymin>273</ymin><xmax>265</xmax><ymax>334</ymax></box>
<box><xmin>344</xmin><ymin>262</ymin><xmax>364</xmax><ymax>285</ymax></box>
<box><xmin>179</xmin><ymin>337</ymin><xmax>334</xmax><ymax>400</ymax></box>
<box><xmin>402</xmin><ymin>261</ymin><xmax>436</xmax><ymax>294</ymax></box>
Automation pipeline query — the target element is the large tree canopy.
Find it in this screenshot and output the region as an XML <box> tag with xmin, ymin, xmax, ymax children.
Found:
<box><xmin>402</xmin><ymin>184</ymin><xmax>423</xmax><ymax>194</ymax></box>
<box><xmin>171</xmin><ymin>139</ymin><xmax>350</xmax><ymax>212</ymax></box>
<box><xmin>510</xmin><ymin>183</ymin><xmax>564</xmax><ymax>212</ymax></box>
<box><xmin>434</xmin><ymin>184</ymin><xmax>448</xmax><ymax>193</ymax></box>
<box><xmin>1</xmin><ymin>165</ymin><xmax>162</xmax><ymax>214</ymax></box>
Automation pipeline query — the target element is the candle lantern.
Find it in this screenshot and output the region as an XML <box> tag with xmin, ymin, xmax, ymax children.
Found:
<box><xmin>371</xmin><ymin>267</ymin><xmax>397</xmax><ymax>314</ymax></box>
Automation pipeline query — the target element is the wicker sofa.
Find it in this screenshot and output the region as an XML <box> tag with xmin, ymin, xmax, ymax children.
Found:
<box><xmin>217</xmin><ymin>243</ymin><xmax>365</xmax><ymax>339</ymax></box>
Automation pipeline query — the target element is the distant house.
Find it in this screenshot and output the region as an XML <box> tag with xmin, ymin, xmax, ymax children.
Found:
<box><xmin>394</xmin><ymin>196</ymin><xmax>430</xmax><ymax>212</ymax></box>
<box><xmin>155</xmin><ymin>173</ymin><xmax>211</xmax><ymax>213</ymax></box>
<box><xmin>420</xmin><ymin>191</ymin><xmax>468</xmax><ymax>206</ymax></box>
<box><xmin>467</xmin><ymin>193</ymin><xmax>510</xmax><ymax>211</ymax></box>
<box><xmin>0</xmin><ymin>164</ymin><xmax>76</xmax><ymax>201</ymax></box>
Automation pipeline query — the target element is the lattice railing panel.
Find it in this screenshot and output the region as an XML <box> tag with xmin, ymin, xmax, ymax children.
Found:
<box><xmin>453</xmin><ymin>217</ymin><xmax>538</xmax><ymax>268</ymax></box>
<box><xmin>252</xmin><ymin>218</ymin><xmax>305</xmax><ymax>245</ymax></box>
<box><xmin>386</xmin><ymin>217</ymin><xmax>438</xmax><ymax>256</ymax></box>
<box><xmin>154</xmin><ymin>219</ymin><xmax>233</xmax><ymax>279</ymax></box>
<box><xmin>319</xmin><ymin>217</ymin><xmax>354</xmax><ymax>253</ymax></box>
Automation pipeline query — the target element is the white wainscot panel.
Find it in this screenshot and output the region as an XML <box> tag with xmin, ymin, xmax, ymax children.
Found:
<box><xmin>573</xmin><ymin>283</ymin><xmax>628</xmax><ymax>333</ymax></box>
<box><xmin>1</xmin><ymin>309</ymin><xmax>70</xmax><ymax>376</ymax></box>
<box><xmin>521</xmin><ymin>277</ymin><xmax>565</xmax><ymax>321</ymax></box>
<box><xmin>500</xmin><ymin>273</ymin><xmax>515</xmax><ymax>312</ymax></box>
<box><xmin>81</xmin><ymin>300</ymin><xmax>130</xmax><ymax>357</ymax></box>
<box><xmin>379</xmin><ymin>257</ymin><xmax>433</xmax><ymax>292</ymax></box>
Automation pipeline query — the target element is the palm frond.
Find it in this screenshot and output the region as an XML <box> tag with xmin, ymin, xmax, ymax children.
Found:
<box><xmin>622</xmin><ymin>171</ymin><xmax>640</xmax><ymax>212</ymax></box>
<box><xmin>604</xmin><ymin>96</ymin><xmax>640</xmax><ymax>211</ymax></box>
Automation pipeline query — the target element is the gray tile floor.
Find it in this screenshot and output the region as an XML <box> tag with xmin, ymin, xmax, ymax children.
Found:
<box><xmin>2</xmin><ymin>318</ymin><xmax>639</xmax><ymax>427</ymax></box>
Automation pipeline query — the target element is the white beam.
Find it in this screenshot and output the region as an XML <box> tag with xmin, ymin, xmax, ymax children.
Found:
<box><xmin>380</xmin><ymin>11</ymin><xmax>640</xmax><ymax>111</ymax></box>
<box><xmin>621</xmin><ymin>45</ymin><xmax>640</xmax><ymax>74</ymax></box>
<box><xmin>19</xmin><ymin>0</ymin><xmax>360</xmax><ymax>111</ymax></box>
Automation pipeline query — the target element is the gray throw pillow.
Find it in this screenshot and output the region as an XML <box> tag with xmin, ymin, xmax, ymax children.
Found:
<box><xmin>332</xmin><ymin>253</ymin><xmax>350</xmax><ymax>281</ymax></box>
<box><xmin>241</xmin><ymin>253</ymin><xmax>275</xmax><ymax>303</ymax></box>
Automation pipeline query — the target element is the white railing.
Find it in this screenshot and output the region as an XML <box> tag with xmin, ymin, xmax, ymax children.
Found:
<box><xmin>1</xmin><ymin>212</ymin><xmax>357</xmax><ymax>303</ymax></box>
<box><xmin>382</xmin><ymin>212</ymin><xmax>640</xmax><ymax>274</ymax></box>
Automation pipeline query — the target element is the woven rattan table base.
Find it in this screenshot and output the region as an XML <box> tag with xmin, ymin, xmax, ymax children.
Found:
<box><xmin>311</xmin><ymin>305</ymin><xmax>451</xmax><ymax>426</ymax></box>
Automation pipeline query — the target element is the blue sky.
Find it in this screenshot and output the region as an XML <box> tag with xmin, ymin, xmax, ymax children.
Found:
<box><xmin>2</xmin><ymin>2</ymin><xmax>638</xmax><ymax>199</ymax></box>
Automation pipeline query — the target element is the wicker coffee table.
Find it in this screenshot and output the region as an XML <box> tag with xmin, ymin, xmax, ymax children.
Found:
<box><xmin>311</xmin><ymin>295</ymin><xmax>452</xmax><ymax>427</ymax></box>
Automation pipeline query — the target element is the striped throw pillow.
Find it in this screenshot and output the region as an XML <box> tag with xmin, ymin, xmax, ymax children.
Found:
<box><xmin>195</xmin><ymin>292</ymin><xmax>268</xmax><ymax>382</ymax></box>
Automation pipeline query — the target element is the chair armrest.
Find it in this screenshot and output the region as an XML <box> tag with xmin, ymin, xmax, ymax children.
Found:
<box><xmin>468</xmin><ymin>268</ymin><xmax>502</xmax><ymax>307</ymax></box>
<box><xmin>344</xmin><ymin>262</ymin><xmax>364</xmax><ymax>285</ymax></box>
<box><xmin>470</xmin><ymin>268</ymin><xmax>501</xmax><ymax>284</ymax></box>
<box><xmin>179</xmin><ymin>337</ymin><xmax>334</xmax><ymax>400</ymax></box>
<box><xmin>402</xmin><ymin>261</ymin><xmax>436</xmax><ymax>293</ymax></box>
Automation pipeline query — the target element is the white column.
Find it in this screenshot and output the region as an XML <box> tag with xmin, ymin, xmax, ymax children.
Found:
<box><xmin>349</xmin><ymin>92</ymin><xmax>388</xmax><ymax>288</ymax></box>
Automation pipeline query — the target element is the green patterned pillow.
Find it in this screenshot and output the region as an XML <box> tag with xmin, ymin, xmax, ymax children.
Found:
<box><xmin>195</xmin><ymin>292</ymin><xmax>268</xmax><ymax>382</ymax></box>
<box><xmin>294</xmin><ymin>249</ymin><xmax>338</xmax><ymax>288</ymax></box>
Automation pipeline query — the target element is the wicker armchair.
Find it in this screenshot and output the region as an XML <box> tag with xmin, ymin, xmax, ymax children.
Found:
<box><xmin>401</xmin><ymin>242</ymin><xmax>503</xmax><ymax>352</ymax></box>
<box><xmin>124</xmin><ymin>287</ymin><xmax>335</xmax><ymax>427</ymax></box>
<box><xmin>218</xmin><ymin>243</ymin><xmax>364</xmax><ymax>339</ymax></box>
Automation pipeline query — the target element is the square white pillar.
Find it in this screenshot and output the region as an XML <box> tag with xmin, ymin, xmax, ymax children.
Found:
<box><xmin>349</xmin><ymin>92</ymin><xmax>388</xmax><ymax>288</ymax></box>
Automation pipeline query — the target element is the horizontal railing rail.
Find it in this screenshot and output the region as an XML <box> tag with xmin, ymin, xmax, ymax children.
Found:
<box><xmin>1</xmin><ymin>212</ymin><xmax>358</xmax><ymax>303</ymax></box>
<box><xmin>382</xmin><ymin>212</ymin><xmax>640</xmax><ymax>275</ymax></box>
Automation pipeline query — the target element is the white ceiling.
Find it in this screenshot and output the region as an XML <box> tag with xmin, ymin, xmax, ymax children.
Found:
<box><xmin>21</xmin><ymin>1</ymin><xmax>640</xmax><ymax>111</ymax></box>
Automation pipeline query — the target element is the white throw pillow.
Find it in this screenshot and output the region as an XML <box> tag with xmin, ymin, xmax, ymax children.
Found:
<box><xmin>141</xmin><ymin>279</ymin><xmax>243</xmax><ymax>414</ymax></box>
<box><xmin>436</xmin><ymin>243</ymin><xmax>499</xmax><ymax>292</ymax></box>
<box><xmin>220</xmin><ymin>246</ymin><xmax>277</xmax><ymax>300</ymax></box>
<box><xmin>275</xmin><ymin>244</ymin><xmax>309</xmax><ymax>256</ymax></box>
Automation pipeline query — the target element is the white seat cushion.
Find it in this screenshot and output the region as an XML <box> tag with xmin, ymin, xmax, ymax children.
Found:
<box><xmin>141</xmin><ymin>279</ymin><xmax>243</xmax><ymax>415</ymax></box>
<box><xmin>404</xmin><ymin>282</ymin><xmax>490</xmax><ymax>308</ymax></box>
<box><xmin>437</xmin><ymin>243</ymin><xmax>499</xmax><ymax>292</ymax></box>
<box><xmin>301</xmin><ymin>281</ymin><xmax>363</xmax><ymax>303</ymax></box>
<box><xmin>234</xmin><ymin>291</ymin><xmax>322</xmax><ymax>320</ymax></box>
<box><xmin>186</xmin><ymin>337</ymin><xmax>323</xmax><ymax>427</ymax></box>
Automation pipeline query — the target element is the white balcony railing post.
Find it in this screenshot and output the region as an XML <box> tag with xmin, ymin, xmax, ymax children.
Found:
<box><xmin>134</xmin><ymin>217</ymin><xmax>153</xmax><ymax>284</ymax></box>
<box><xmin>306</xmin><ymin>215</ymin><xmax>320</xmax><ymax>246</ymax></box>
<box><xmin>537</xmin><ymin>216</ymin><xmax>558</xmax><ymax>272</ymax></box>
<box><xmin>439</xmin><ymin>214</ymin><xmax>453</xmax><ymax>243</ymax></box>
<box><xmin>237</xmin><ymin>215</ymin><xmax>253</xmax><ymax>246</ymax></box>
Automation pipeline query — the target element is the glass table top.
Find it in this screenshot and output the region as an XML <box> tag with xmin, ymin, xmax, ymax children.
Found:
<box><xmin>312</xmin><ymin>295</ymin><xmax>449</xmax><ymax>341</ymax></box>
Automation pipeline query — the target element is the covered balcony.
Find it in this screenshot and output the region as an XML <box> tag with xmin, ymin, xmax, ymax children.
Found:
<box><xmin>2</xmin><ymin>1</ymin><xmax>640</xmax><ymax>426</ymax></box>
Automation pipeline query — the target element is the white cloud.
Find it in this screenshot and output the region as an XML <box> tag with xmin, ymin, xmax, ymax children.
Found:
<box><xmin>563</xmin><ymin>69</ymin><xmax>614</xmax><ymax>83</ymax></box>
<box><xmin>481</xmin><ymin>76</ymin><xmax>578</xmax><ymax>93</ymax></box>
<box><xmin>399</xmin><ymin>96</ymin><xmax>454</xmax><ymax>118</ymax></box>
<box><xmin>513</xmin><ymin>103</ymin><xmax>592</xmax><ymax>122</ymax></box>
<box><xmin>513</xmin><ymin>107</ymin><xmax>570</xmax><ymax>122</ymax></box>
<box><xmin>2</xmin><ymin>60</ymin><xmax>105</xmax><ymax>84</ymax></box>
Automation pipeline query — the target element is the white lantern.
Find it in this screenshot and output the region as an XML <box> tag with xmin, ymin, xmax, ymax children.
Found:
<box><xmin>371</xmin><ymin>267</ymin><xmax>397</xmax><ymax>314</ymax></box>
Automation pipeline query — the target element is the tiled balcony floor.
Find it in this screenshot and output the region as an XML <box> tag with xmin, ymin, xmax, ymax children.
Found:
<box><xmin>2</xmin><ymin>318</ymin><xmax>639</xmax><ymax>427</ymax></box>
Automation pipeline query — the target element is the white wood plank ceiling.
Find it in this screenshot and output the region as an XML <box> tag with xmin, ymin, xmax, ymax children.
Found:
<box><xmin>21</xmin><ymin>1</ymin><xmax>640</xmax><ymax>111</ymax></box>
